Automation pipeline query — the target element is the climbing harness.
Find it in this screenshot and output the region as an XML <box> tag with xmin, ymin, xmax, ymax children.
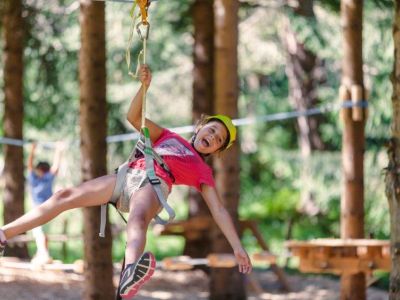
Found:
<box><xmin>99</xmin><ymin>0</ymin><xmax>175</xmax><ymax>238</ymax></box>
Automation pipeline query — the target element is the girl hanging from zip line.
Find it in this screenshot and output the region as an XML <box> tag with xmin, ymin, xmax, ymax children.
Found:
<box><xmin>0</xmin><ymin>64</ymin><xmax>252</xmax><ymax>299</ymax></box>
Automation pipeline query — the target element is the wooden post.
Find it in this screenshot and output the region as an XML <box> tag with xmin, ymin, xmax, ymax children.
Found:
<box><xmin>79</xmin><ymin>1</ymin><xmax>114</xmax><ymax>299</ymax></box>
<box><xmin>351</xmin><ymin>85</ymin><xmax>363</xmax><ymax>121</ymax></box>
<box><xmin>212</xmin><ymin>0</ymin><xmax>245</xmax><ymax>299</ymax></box>
<box><xmin>184</xmin><ymin>0</ymin><xmax>215</xmax><ymax>261</ymax></box>
<box><xmin>2</xmin><ymin>0</ymin><xmax>29</xmax><ymax>259</ymax></box>
<box><xmin>340</xmin><ymin>0</ymin><xmax>367</xmax><ymax>299</ymax></box>
<box><xmin>387</xmin><ymin>1</ymin><xmax>400</xmax><ymax>297</ymax></box>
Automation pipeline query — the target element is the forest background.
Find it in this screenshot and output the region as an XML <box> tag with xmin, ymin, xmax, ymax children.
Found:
<box><xmin>0</xmin><ymin>0</ymin><xmax>393</xmax><ymax>287</ymax></box>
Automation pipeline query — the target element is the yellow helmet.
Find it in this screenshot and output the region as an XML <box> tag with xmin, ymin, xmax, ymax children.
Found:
<box><xmin>205</xmin><ymin>114</ymin><xmax>237</xmax><ymax>150</ymax></box>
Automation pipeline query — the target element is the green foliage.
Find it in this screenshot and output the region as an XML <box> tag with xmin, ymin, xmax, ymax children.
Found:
<box><xmin>364</xmin><ymin>7</ymin><xmax>393</xmax><ymax>143</ymax></box>
<box><xmin>315</xmin><ymin>0</ymin><xmax>340</xmax><ymax>13</ymax></box>
<box><xmin>286</xmin><ymin>9</ymin><xmax>327</xmax><ymax>55</ymax></box>
<box><xmin>316</xmin><ymin>0</ymin><xmax>393</xmax><ymax>13</ymax></box>
<box><xmin>23</xmin><ymin>1</ymin><xmax>79</xmax><ymax>133</ymax></box>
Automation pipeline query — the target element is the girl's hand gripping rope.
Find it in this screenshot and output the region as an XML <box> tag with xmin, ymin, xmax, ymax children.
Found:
<box><xmin>139</xmin><ymin>64</ymin><xmax>152</xmax><ymax>88</ymax></box>
<box><xmin>234</xmin><ymin>247</ymin><xmax>252</xmax><ymax>274</ymax></box>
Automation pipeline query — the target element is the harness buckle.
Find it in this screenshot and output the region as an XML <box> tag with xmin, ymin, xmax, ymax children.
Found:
<box><xmin>148</xmin><ymin>177</ymin><xmax>161</xmax><ymax>185</ymax></box>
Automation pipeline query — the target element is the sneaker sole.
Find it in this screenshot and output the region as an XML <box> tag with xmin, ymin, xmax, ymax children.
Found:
<box><xmin>120</xmin><ymin>252</ymin><xmax>156</xmax><ymax>299</ymax></box>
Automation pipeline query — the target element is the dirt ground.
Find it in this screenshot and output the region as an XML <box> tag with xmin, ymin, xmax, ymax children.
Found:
<box><xmin>0</xmin><ymin>260</ymin><xmax>389</xmax><ymax>300</ymax></box>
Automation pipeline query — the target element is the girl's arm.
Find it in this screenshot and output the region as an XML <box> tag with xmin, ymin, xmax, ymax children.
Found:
<box><xmin>201</xmin><ymin>184</ymin><xmax>252</xmax><ymax>274</ymax></box>
<box><xmin>127</xmin><ymin>64</ymin><xmax>164</xmax><ymax>144</ymax></box>
<box><xmin>27</xmin><ymin>143</ymin><xmax>36</xmax><ymax>172</ymax></box>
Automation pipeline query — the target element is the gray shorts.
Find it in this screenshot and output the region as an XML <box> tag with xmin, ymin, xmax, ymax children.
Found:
<box><xmin>117</xmin><ymin>168</ymin><xmax>170</xmax><ymax>213</ymax></box>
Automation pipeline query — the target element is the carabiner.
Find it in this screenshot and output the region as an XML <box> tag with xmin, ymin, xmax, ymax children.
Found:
<box><xmin>136</xmin><ymin>21</ymin><xmax>150</xmax><ymax>41</ymax></box>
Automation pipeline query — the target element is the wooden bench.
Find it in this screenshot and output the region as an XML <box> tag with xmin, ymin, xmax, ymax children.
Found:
<box><xmin>286</xmin><ymin>238</ymin><xmax>390</xmax><ymax>275</ymax></box>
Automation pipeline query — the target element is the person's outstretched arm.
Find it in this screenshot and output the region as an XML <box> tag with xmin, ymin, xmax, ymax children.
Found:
<box><xmin>27</xmin><ymin>143</ymin><xmax>36</xmax><ymax>172</ymax></box>
<box><xmin>127</xmin><ymin>64</ymin><xmax>163</xmax><ymax>143</ymax></box>
<box><xmin>50</xmin><ymin>142</ymin><xmax>64</xmax><ymax>175</ymax></box>
<box><xmin>201</xmin><ymin>184</ymin><xmax>252</xmax><ymax>274</ymax></box>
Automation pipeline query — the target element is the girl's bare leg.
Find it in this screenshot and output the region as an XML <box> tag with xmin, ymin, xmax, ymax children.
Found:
<box><xmin>124</xmin><ymin>184</ymin><xmax>161</xmax><ymax>265</ymax></box>
<box><xmin>2</xmin><ymin>174</ymin><xmax>117</xmax><ymax>240</ymax></box>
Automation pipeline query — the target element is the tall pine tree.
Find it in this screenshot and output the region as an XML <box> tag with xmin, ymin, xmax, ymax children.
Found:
<box><xmin>79</xmin><ymin>1</ymin><xmax>114</xmax><ymax>298</ymax></box>
<box><xmin>2</xmin><ymin>0</ymin><xmax>28</xmax><ymax>258</ymax></box>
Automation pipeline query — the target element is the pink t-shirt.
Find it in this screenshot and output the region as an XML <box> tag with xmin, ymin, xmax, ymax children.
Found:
<box><xmin>128</xmin><ymin>129</ymin><xmax>215</xmax><ymax>192</ymax></box>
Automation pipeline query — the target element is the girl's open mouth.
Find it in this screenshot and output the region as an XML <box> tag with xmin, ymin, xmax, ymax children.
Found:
<box><xmin>202</xmin><ymin>138</ymin><xmax>210</xmax><ymax>147</ymax></box>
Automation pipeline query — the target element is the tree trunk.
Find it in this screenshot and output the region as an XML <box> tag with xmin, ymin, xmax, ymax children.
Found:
<box><xmin>79</xmin><ymin>1</ymin><xmax>114</xmax><ymax>299</ymax></box>
<box><xmin>183</xmin><ymin>0</ymin><xmax>214</xmax><ymax>260</ymax></box>
<box><xmin>211</xmin><ymin>0</ymin><xmax>245</xmax><ymax>299</ymax></box>
<box><xmin>2</xmin><ymin>0</ymin><xmax>28</xmax><ymax>258</ymax></box>
<box><xmin>340</xmin><ymin>0</ymin><xmax>366</xmax><ymax>299</ymax></box>
<box><xmin>283</xmin><ymin>0</ymin><xmax>327</xmax><ymax>216</ymax></box>
<box><xmin>387</xmin><ymin>1</ymin><xmax>400</xmax><ymax>298</ymax></box>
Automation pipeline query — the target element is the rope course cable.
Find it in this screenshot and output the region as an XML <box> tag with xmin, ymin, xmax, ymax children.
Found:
<box><xmin>0</xmin><ymin>100</ymin><xmax>368</xmax><ymax>148</ymax></box>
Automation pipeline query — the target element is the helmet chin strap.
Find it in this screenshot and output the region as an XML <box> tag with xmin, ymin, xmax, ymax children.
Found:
<box><xmin>190</xmin><ymin>134</ymin><xmax>198</xmax><ymax>151</ymax></box>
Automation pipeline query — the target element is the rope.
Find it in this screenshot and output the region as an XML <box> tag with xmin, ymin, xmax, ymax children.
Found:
<box><xmin>123</xmin><ymin>0</ymin><xmax>150</xmax><ymax>128</ymax></box>
<box><xmin>141</xmin><ymin>37</ymin><xmax>147</xmax><ymax>129</ymax></box>
<box><xmin>125</xmin><ymin>1</ymin><xmax>141</xmax><ymax>79</ymax></box>
<box><xmin>0</xmin><ymin>101</ymin><xmax>369</xmax><ymax>147</ymax></box>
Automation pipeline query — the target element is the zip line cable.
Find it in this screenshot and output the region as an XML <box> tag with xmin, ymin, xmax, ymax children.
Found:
<box><xmin>0</xmin><ymin>100</ymin><xmax>368</xmax><ymax>148</ymax></box>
